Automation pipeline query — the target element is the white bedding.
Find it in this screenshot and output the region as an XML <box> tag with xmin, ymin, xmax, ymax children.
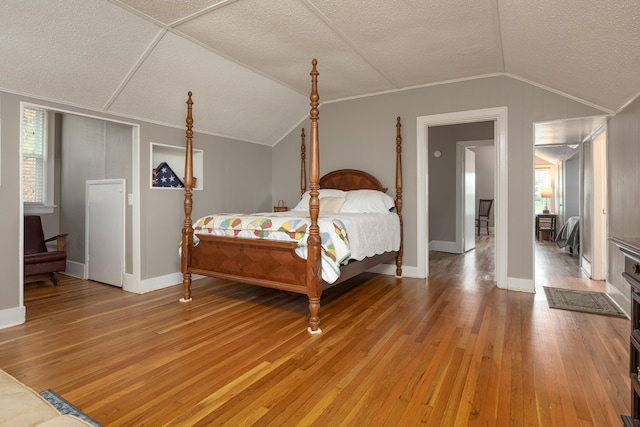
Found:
<box><xmin>279</xmin><ymin>210</ymin><xmax>401</xmax><ymax>261</ymax></box>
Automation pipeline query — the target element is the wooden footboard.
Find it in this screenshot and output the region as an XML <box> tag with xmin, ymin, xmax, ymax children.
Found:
<box><xmin>190</xmin><ymin>235</ymin><xmax>307</xmax><ymax>292</ymax></box>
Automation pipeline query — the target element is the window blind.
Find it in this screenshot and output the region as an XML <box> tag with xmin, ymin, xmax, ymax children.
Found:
<box><xmin>23</xmin><ymin>107</ymin><xmax>46</xmax><ymax>204</ymax></box>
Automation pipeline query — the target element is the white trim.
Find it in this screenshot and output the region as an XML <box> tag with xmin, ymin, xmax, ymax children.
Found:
<box><xmin>64</xmin><ymin>261</ymin><xmax>85</xmax><ymax>279</ymax></box>
<box><xmin>429</xmin><ymin>240</ymin><xmax>462</xmax><ymax>254</ymax></box>
<box><xmin>0</xmin><ymin>306</ymin><xmax>26</xmax><ymax>329</ymax></box>
<box><xmin>135</xmin><ymin>272</ymin><xmax>205</xmax><ymax>294</ymax></box>
<box><xmin>131</xmin><ymin>125</ymin><xmax>141</xmax><ymax>293</ymax></box>
<box><xmin>504</xmin><ymin>73</ymin><xmax>615</xmax><ymax>115</ymax></box>
<box><xmin>581</xmin><ymin>257</ymin><xmax>592</xmax><ymax>277</ymax></box>
<box><xmin>23</xmin><ymin>204</ymin><xmax>55</xmax><ymax>215</ymax></box>
<box><xmin>417</xmin><ymin>107</ymin><xmax>509</xmax><ymax>289</ymax></box>
<box><xmin>368</xmin><ymin>263</ymin><xmax>419</xmax><ymax>278</ymax></box>
<box><xmin>607</xmin><ymin>280</ymin><xmax>631</xmax><ymax>318</ymax></box>
<box><xmin>507</xmin><ymin>276</ymin><xmax>535</xmax><ymax>293</ymax></box>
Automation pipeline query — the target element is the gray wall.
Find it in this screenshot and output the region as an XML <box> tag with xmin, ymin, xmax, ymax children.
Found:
<box><xmin>273</xmin><ymin>75</ymin><xmax>605</xmax><ymax>281</ymax></box>
<box><xmin>564</xmin><ymin>153</ymin><xmax>580</xmax><ymax>219</ymax></box>
<box><xmin>139</xmin><ymin>122</ymin><xmax>272</xmax><ymax>280</ymax></box>
<box><xmin>0</xmin><ymin>92</ymin><xmax>21</xmax><ymax>312</ymax></box>
<box><xmin>607</xmin><ymin>96</ymin><xmax>640</xmax><ymax>309</ymax></box>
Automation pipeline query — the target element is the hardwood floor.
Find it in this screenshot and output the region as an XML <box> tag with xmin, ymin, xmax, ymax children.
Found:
<box><xmin>0</xmin><ymin>236</ymin><xmax>630</xmax><ymax>426</ymax></box>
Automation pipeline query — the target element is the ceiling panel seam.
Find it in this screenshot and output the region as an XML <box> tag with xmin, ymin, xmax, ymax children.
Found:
<box><xmin>103</xmin><ymin>29</ymin><xmax>168</xmax><ymax>111</ymax></box>
<box><xmin>168</xmin><ymin>28</ymin><xmax>308</xmax><ymax>97</ymax></box>
<box><xmin>168</xmin><ymin>0</ymin><xmax>240</xmax><ymax>27</ymax></box>
<box><xmin>107</xmin><ymin>0</ymin><xmax>166</xmax><ymax>28</ymax></box>
<box><xmin>490</xmin><ymin>0</ymin><xmax>506</xmax><ymax>72</ymax></box>
<box><xmin>303</xmin><ymin>0</ymin><xmax>400</xmax><ymax>89</ymax></box>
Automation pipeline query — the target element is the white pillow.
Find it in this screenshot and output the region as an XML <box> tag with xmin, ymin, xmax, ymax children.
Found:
<box><xmin>292</xmin><ymin>189</ymin><xmax>347</xmax><ymax>211</ymax></box>
<box><xmin>341</xmin><ymin>189</ymin><xmax>395</xmax><ymax>214</ymax></box>
<box><xmin>319</xmin><ymin>197</ymin><xmax>346</xmax><ymax>214</ymax></box>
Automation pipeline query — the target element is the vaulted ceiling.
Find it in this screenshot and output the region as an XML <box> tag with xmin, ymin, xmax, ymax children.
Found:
<box><xmin>1</xmin><ymin>0</ymin><xmax>639</xmax><ymax>146</ymax></box>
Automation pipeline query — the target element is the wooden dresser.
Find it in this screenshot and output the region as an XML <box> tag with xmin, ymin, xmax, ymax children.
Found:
<box><xmin>611</xmin><ymin>237</ymin><xmax>640</xmax><ymax>425</ymax></box>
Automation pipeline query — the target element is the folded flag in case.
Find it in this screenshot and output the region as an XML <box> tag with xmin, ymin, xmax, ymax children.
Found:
<box><xmin>154</xmin><ymin>162</ymin><xmax>184</xmax><ymax>188</ymax></box>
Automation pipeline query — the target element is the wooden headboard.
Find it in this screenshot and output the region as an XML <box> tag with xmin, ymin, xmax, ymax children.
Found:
<box><xmin>319</xmin><ymin>169</ymin><xmax>387</xmax><ymax>192</ymax></box>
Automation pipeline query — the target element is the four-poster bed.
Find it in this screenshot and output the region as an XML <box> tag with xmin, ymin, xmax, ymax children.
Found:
<box><xmin>180</xmin><ymin>59</ymin><xmax>403</xmax><ymax>333</ymax></box>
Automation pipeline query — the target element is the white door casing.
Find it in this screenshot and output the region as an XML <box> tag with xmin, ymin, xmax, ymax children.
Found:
<box><xmin>417</xmin><ymin>107</ymin><xmax>508</xmax><ymax>289</ymax></box>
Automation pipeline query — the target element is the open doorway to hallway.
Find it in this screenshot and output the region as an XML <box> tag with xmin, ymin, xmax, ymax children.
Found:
<box><xmin>533</xmin><ymin>116</ymin><xmax>608</xmax><ymax>289</ymax></box>
<box><xmin>417</xmin><ymin>107</ymin><xmax>508</xmax><ymax>289</ymax></box>
<box><xmin>427</xmin><ymin>123</ymin><xmax>494</xmax><ymax>255</ymax></box>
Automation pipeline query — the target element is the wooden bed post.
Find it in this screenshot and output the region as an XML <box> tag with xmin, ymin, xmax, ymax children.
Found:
<box><xmin>180</xmin><ymin>92</ymin><xmax>194</xmax><ymax>302</ymax></box>
<box><xmin>300</xmin><ymin>128</ymin><xmax>306</xmax><ymax>198</ymax></box>
<box><xmin>307</xmin><ymin>59</ymin><xmax>322</xmax><ymax>334</ymax></box>
<box><xmin>395</xmin><ymin>116</ymin><xmax>403</xmax><ymax>278</ymax></box>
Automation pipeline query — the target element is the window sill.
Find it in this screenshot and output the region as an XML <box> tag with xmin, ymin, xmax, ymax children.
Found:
<box><xmin>24</xmin><ymin>204</ymin><xmax>55</xmax><ymax>215</ymax></box>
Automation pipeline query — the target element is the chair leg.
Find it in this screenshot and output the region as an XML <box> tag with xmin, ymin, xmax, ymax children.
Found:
<box><xmin>49</xmin><ymin>273</ymin><xmax>59</xmax><ymax>286</ymax></box>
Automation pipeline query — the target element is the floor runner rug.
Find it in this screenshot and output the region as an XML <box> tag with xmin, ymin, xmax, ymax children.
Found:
<box><xmin>543</xmin><ymin>286</ymin><xmax>627</xmax><ymax>318</ymax></box>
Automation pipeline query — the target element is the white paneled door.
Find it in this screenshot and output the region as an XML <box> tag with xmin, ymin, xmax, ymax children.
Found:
<box><xmin>464</xmin><ymin>148</ymin><xmax>476</xmax><ymax>252</ymax></box>
<box><xmin>86</xmin><ymin>180</ymin><xmax>125</xmax><ymax>287</ymax></box>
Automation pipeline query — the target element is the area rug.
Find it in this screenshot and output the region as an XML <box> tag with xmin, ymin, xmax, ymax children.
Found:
<box><xmin>39</xmin><ymin>389</ymin><xmax>102</xmax><ymax>427</ymax></box>
<box><xmin>543</xmin><ymin>286</ymin><xmax>627</xmax><ymax>318</ymax></box>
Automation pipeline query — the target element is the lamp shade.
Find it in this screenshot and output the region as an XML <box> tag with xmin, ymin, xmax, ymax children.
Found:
<box><xmin>541</xmin><ymin>187</ymin><xmax>552</xmax><ymax>198</ymax></box>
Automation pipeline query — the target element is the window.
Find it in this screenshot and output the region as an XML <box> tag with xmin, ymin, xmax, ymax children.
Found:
<box><xmin>22</xmin><ymin>106</ymin><xmax>54</xmax><ymax>214</ymax></box>
<box><xmin>535</xmin><ymin>167</ymin><xmax>551</xmax><ymax>213</ymax></box>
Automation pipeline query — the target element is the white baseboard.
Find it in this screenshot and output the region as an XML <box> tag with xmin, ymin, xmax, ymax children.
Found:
<box><xmin>506</xmin><ymin>276</ymin><xmax>535</xmax><ymax>293</ymax></box>
<box><xmin>132</xmin><ymin>272</ymin><xmax>205</xmax><ymax>294</ymax></box>
<box><xmin>581</xmin><ymin>257</ymin><xmax>592</xmax><ymax>277</ymax></box>
<box><xmin>606</xmin><ymin>280</ymin><xmax>631</xmax><ymax>317</ymax></box>
<box><xmin>368</xmin><ymin>263</ymin><xmax>419</xmax><ymax>278</ymax></box>
<box><xmin>0</xmin><ymin>306</ymin><xmax>26</xmax><ymax>329</ymax></box>
<box><xmin>429</xmin><ymin>240</ymin><xmax>462</xmax><ymax>254</ymax></box>
<box><xmin>65</xmin><ymin>260</ymin><xmax>85</xmax><ymax>279</ymax></box>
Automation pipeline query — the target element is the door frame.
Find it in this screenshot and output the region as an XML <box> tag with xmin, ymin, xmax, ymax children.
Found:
<box><xmin>18</xmin><ymin>104</ymin><xmax>140</xmax><ymax>310</ymax></box>
<box><xmin>85</xmin><ymin>179</ymin><xmax>126</xmax><ymax>286</ymax></box>
<box><xmin>590</xmin><ymin>128</ymin><xmax>607</xmax><ymax>280</ymax></box>
<box><xmin>456</xmin><ymin>139</ymin><xmax>494</xmax><ymax>253</ymax></box>
<box><xmin>417</xmin><ymin>107</ymin><xmax>508</xmax><ymax>288</ymax></box>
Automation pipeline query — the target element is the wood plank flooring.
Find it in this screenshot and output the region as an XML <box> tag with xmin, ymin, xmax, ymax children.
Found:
<box><xmin>0</xmin><ymin>235</ymin><xmax>630</xmax><ymax>426</ymax></box>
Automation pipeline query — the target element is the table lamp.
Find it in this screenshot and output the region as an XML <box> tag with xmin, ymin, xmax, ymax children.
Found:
<box><xmin>541</xmin><ymin>187</ymin><xmax>552</xmax><ymax>213</ymax></box>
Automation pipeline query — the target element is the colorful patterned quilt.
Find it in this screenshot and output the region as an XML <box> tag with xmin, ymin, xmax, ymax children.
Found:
<box><xmin>192</xmin><ymin>213</ymin><xmax>351</xmax><ymax>283</ymax></box>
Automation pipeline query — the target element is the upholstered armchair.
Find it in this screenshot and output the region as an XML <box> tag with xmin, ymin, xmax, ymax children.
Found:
<box><xmin>24</xmin><ymin>216</ymin><xmax>67</xmax><ymax>286</ymax></box>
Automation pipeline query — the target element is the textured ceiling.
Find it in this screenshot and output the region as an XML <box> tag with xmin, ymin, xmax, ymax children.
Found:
<box><xmin>1</xmin><ymin>0</ymin><xmax>638</xmax><ymax>145</ymax></box>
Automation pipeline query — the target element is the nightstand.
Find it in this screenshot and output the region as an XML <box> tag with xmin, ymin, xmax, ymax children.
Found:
<box><xmin>274</xmin><ymin>200</ymin><xmax>288</xmax><ymax>212</ymax></box>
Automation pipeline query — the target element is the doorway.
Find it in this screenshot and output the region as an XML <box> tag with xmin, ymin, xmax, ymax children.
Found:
<box><xmin>417</xmin><ymin>107</ymin><xmax>508</xmax><ymax>289</ymax></box>
<box><xmin>532</xmin><ymin>116</ymin><xmax>608</xmax><ymax>286</ymax></box>
<box><xmin>19</xmin><ymin>103</ymin><xmax>141</xmax><ymax>308</ymax></box>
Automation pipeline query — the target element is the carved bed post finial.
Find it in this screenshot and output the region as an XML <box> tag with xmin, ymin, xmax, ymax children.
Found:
<box><xmin>307</xmin><ymin>59</ymin><xmax>322</xmax><ymax>334</ymax></box>
<box><xmin>181</xmin><ymin>91</ymin><xmax>194</xmax><ymax>302</ymax></box>
<box><xmin>301</xmin><ymin>128</ymin><xmax>306</xmax><ymax>198</ymax></box>
<box><xmin>395</xmin><ymin>116</ymin><xmax>403</xmax><ymax>278</ymax></box>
